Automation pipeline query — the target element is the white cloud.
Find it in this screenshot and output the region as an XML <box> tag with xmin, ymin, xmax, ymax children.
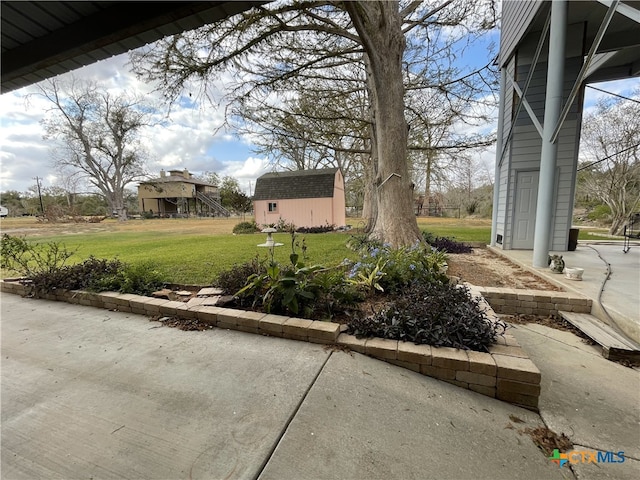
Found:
<box><xmin>0</xmin><ymin>49</ymin><xmax>247</xmax><ymax>193</ymax></box>
<box><xmin>220</xmin><ymin>156</ymin><xmax>271</xmax><ymax>193</ymax></box>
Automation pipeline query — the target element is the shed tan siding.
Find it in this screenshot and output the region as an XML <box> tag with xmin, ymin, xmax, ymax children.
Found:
<box><xmin>332</xmin><ymin>170</ymin><xmax>346</xmax><ymax>227</ymax></box>
<box><xmin>252</xmin><ymin>168</ymin><xmax>346</xmax><ymax>228</ymax></box>
<box><xmin>255</xmin><ymin>198</ymin><xmax>337</xmax><ymax>228</ymax></box>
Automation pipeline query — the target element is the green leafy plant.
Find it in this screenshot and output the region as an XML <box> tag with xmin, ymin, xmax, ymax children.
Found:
<box><xmin>235</xmin><ymin>229</ymin><xmax>355</xmax><ymax>318</ymax></box>
<box><xmin>95</xmin><ymin>260</ymin><xmax>165</xmax><ymax>295</ymax></box>
<box><xmin>346</xmin><ymin>242</ymin><xmax>448</xmax><ymax>294</ymax></box>
<box><xmin>347</xmin><ymin>282</ymin><xmax>506</xmax><ymax>352</ymax></box>
<box><xmin>29</xmin><ymin>256</ymin><xmax>124</xmax><ymax>293</ymax></box>
<box><xmin>236</xmin><ymin>252</ymin><xmax>325</xmax><ymax>316</ymax></box>
<box><xmin>347</xmin><ymin>258</ymin><xmax>387</xmax><ymax>293</ymax></box>
<box><xmin>346</xmin><ymin>234</ymin><xmax>382</xmax><ymax>255</ymax></box>
<box><xmin>1</xmin><ymin>233</ymin><xmax>165</xmax><ymax>296</ymax></box>
<box><xmin>232</xmin><ymin>220</ymin><xmax>260</xmax><ymax>234</ymax></box>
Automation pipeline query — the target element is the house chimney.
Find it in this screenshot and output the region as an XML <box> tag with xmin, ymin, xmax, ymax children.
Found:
<box><xmin>160</xmin><ymin>169</ymin><xmax>166</xmax><ymax>178</ymax></box>
<box><xmin>183</xmin><ymin>168</ymin><xmax>190</xmax><ymax>179</ymax></box>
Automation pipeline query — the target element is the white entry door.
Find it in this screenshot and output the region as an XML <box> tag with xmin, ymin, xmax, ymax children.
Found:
<box><xmin>512</xmin><ymin>170</ymin><xmax>539</xmax><ymax>249</ymax></box>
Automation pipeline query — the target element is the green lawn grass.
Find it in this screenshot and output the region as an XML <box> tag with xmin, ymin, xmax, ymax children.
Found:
<box><xmin>2</xmin><ymin>216</ymin><xmax>615</xmax><ymax>284</ymax></box>
<box><xmin>16</xmin><ymin>231</ymin><xmax>360</xmax><ymax>284</ymax></box>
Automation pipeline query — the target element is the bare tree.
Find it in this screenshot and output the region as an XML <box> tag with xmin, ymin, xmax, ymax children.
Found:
<box><xmin>37</xmin><ymin>79</ymin><xmax>150</xmax><ymax>221</ymax></box>
<box><xmin>131</xmin><ymin>0</ymin><xmax>497</xmax><ymax>245</ymax></box>
<box><xmin>578</xmin><ymin>92</ymin><xmax>640</xmax><ymax>235</ymax></box>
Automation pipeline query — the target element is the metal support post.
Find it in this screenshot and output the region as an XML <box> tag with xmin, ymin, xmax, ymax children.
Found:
<box><xmin>532</xmin><ymin>0</ymin><xmax>567</xmax><ymax>268</ymax></box>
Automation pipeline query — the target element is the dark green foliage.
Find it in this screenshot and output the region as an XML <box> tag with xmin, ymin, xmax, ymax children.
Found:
<box><xmin>1</xmin><ymin>234</ymin><xmax>164</xmax><ymax>296</ymax></box>
<box><xmin>345</xmin><ymin>234</ymin><xmax>382</xmax><ymax>254</ymax></box>
<box><xmin>232</xmin><ymin>220</ymin><xmax>260</xmax><ymax>234</ymax></box>
<box><xmin>234</xmin><ymin>234</ymin><xmax>359</xmax><ymax>319</ymax></box>
<box><xmin>587</xmin><ymin>204</ymin><xmax>612</xmax><ymax>222</ymax></box>
<box><xmin>26</xmin><ymin>257</ymin><xmax>164</xmax><ymax>296</ymax></box>
<box><xmin>29</xmin><ymin>256</ymin><xmax>123</xmax><ymax>293</ymax></box>
<box><xmin>422</xmin><ymin>231</ymin><xmax>472</xmax><ymax>254</ymax></box>
<box><xmin>93</xmin><ymin>260</ymin><xmax>165</xmax><ymax>295</ymax></box>
<box><xmin>346</xmin><ymin>242</ymin><xmax>448</xmax><ymax>295</ymax></box>
<box><xmin>296</xmin><ymin>224</ymin><xmax>335</xmax><ymax>234</ymax></box>
<box><xmin>214</xmin><ymin>257</ymin><xmax>265</xmax><ymax>295</ymax></box>
<box><xmin>347</xmin><ymin>282</ymin><xmax>506</xmax><ymax>352</ymax></box>
<box><xmin>235</xmin><ymin>256</ymin><xmax>325</xmax><ymax>317</ymax></box>
<box><xmin>310</xmin><ymin>269</ymin><xmax>363</xmax><ymax>319</ymax></box>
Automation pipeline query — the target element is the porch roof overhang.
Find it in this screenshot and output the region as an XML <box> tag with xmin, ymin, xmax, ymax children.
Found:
<box><xmin>500</xmin><ymin>0</ymin><xmax>640</xmax><ymax>83</ymax></box>
<box><xmin>1</xmin><ymin>1</ymin><xmax>265</xmax><ymax>93</ymax></box>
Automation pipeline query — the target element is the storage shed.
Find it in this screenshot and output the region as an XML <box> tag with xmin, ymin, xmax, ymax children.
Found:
<box><xmin>253</xmin><ymin>168</ymin><xmax>346</xmax><ymax>228</ymax></box>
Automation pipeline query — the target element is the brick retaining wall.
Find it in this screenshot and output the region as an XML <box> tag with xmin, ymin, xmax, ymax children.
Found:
<box><xmin>469</xmin><ymin>286</ymin><xmax>592</xmax><ymax>316</ymax></box>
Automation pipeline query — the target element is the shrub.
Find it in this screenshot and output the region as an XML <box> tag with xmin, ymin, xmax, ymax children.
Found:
<box><xmin>296</xmin><ymin>224</ymin><xmax>335</xmax><ymax>234</ymax></box>
<box><xmin>465</xmin><ymin>200</ymin><xmax>479</xmax><ymax>215</ymax></box>
<box><xmin>233</xmin><ymin>220</ymin><xmax>260</xmax><ymax>234</ymax></box>
<box><xmin>214</xmin><ymin>257</ymin><xmax>265</xmax><ymax>295</ymax></box>
<box><xmin>0</xmin><ymin>234</ymin><xmax>166</xmax><ymax>296</ymax></box>
<box><xmin>347</xmin><ymin>242</ymin><xmax>448</xmax><ymax>294</ymax></box>
<box><xmin>234</xmin><ymin>233</ymin><xmax>359</xmax><ymax>319</ymax></box>
<box><xmin>26</xmin><ymin>256</ymin><xmax>165</xmax><ymax>296</ymax></box>
<box><xmin>346</xmin><ymin>234</ymin><xmax>382</xmax><ymax>254</ymax></box>
<box><xmin>236</xmin><ymin>255</ymin><xmax>325</xmax><ymax>317</ymax></box>
<box><xmin>422</xmin><ymin>231</ymin><xmax>473</xmax><ymax>254</ymax></box>
<box><xmin>347</xmin><ymin>282</ymin><xmax>506</xmax><ymax>352</ymax></box>
<box><xmin>1</xmin><ymin>234</ymin><xmax>75</xmax><ymax>277</ymax></box>
<box><xmin>28</xmin><ymin>256</ymin><xmax>123</xmax><ymax>293</ymax></box>
<box><xmin>94</xmin><ymin>260</ymin><xmax>165</xmax><ymax>295</ymax></box>
<box><xmin>587</xmin><ymin>204</ymin><xmax>612</xmax><ymax>222</ymax></box>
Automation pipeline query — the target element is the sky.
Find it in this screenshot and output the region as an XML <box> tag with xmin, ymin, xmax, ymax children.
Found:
<box><xmin>0</xmin><ymin>12</ymin><xmax>638</xmax><ymax>198</ymax></box>
<box><xmin>0</xmin><ymin>53</ymin><xmax>272</xmax><ymax>196</ymax></box>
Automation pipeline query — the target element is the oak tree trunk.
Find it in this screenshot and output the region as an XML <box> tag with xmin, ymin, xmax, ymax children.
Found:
<box><xmin>346</xmin><ymin>1</ymin><xmax>422</xmax><ymax>247</ymax></box>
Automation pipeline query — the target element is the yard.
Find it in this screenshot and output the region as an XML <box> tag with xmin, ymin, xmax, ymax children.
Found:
<box><xmin>0</xmin><ymin>215</ymin><xmax>613</xmax><ymax>285</ymax></box>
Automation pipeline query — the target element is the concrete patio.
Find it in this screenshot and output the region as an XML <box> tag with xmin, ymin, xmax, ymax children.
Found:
<box><xmin>2</xmin><ymin>293</ymin><xmax>638</xmax><ymax>479</ymax></box>
<box><xmin>491</xmin><ymin>240</ymin><xmax>640</xmax><ymax>345</ymax></box>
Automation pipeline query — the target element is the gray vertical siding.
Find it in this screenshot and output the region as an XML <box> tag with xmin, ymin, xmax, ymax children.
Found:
<box><xmin>495</xmin><ymin>57</ymin><xmax>516</xmax><ymax>245</ymax></box>
<box><xmin>497</xmin><ymin>52</ymin><xmax>583</xmax><ymax>250</ymax></box>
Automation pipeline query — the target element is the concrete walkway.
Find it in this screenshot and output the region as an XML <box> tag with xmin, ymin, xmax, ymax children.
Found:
<box><xmin>2</xmin><ymin>294</ymin><xmax>638</xmax><ymax>479</ymax></box>
<box><xmin>509</xmin><ymin>323</ymin><xmax>640</xmax><ymax>480</ymax></box>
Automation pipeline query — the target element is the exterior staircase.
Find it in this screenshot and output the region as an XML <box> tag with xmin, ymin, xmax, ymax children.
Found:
<box><xmin>196</xmin><ymin>191</ymin><xmax>231</xmax><ymax>217</ymax></box>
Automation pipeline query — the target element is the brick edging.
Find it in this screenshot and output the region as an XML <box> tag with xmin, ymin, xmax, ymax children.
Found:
<box><xmin>0</xmin><ymin>280</ymin><xmax>541</xmax><ymax>410</ymax></box>
<box><xmin>469</xmin><ymin>285</ymin><xmax>592</xmax><ymax>316</ymax></box>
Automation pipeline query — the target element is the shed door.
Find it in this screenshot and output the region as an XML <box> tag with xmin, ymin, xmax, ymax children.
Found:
<box><xmin>512</xmin><ymin>170</ymin><xmax>539</xmax><ymax>249</ymax></box>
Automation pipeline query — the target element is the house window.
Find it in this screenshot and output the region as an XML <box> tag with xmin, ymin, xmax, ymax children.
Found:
<box><xmin>268</xmin><ymin>202</ymin><xmax>278</xmax><ymax>212</ymax></box>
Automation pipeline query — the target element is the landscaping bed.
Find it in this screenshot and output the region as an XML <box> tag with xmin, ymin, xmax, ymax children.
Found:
<box><xmin>446</xmin><ymin>248</ymin><xmax>563</xmax><ymax>291</ymax></box>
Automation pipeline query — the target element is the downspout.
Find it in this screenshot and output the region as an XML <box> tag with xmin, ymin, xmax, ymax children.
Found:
<box><xmin>490</xmin><ymin>67</ymin><xmax>507</xmax><ymax>247</ymax></box>
<box><xmin>532</xmin><ymin>0</ymin><xmax>567</xmax><ymax>268</ymax></box>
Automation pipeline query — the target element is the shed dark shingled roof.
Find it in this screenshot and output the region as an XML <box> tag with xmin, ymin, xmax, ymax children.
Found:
<box><xmin>253</xmin><ymin>168</ymin><xmax>338</xmax><ymax>200</ymax></box>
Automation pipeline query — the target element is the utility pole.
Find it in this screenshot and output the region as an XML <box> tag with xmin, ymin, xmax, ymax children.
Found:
<box><xmin>33</xmin><ymin>176</ymin><xmax>45</xmax><ymax>215</ymax></box>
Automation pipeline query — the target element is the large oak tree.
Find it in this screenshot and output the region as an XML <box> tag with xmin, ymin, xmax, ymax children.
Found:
<box><xmin>131</xmin><ymin>0</ymin><xmax>496</xmax><ymax>245</ymax></box>
<box><xmin>37</xmin><ymin>79</ymin><xmax>150</xmax><ymax>221</ymax></box>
